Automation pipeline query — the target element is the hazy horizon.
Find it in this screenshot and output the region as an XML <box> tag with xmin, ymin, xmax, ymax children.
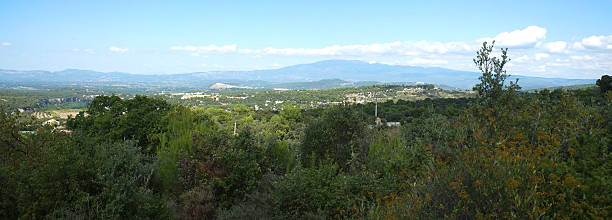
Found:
<box><xmin>0</xmin><ymin>59</ymin><xmax>600</xmax><ymax>80</ymax></box>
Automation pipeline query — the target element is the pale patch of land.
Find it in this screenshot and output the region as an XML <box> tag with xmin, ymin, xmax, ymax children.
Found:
<box><xmin>209</xmin><ymin>83</ymin><xmax>252</xmax><ymax>89</ymax></box>
<box><xmin>31</xmin><ymin>112</ymin><xmax>52</xmax><ymax>119</ymax></box>
<box><xmin>50</xmin><ymin>109</ymin><xmax>86</xmax><ymax>119</ymax></box>
<box><xmin>31</xmin><ymin>109</ymin><xmax>86</xmax><ymax>119</ymax></box>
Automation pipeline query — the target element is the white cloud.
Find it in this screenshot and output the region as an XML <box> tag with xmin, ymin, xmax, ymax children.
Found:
<box><xmin>405</xmin><ymin>58</ymin><xmax>448</xmax><ymax>66</ymax></box>
<box><xmin>535</xmin><ymin>53</ymin><xmax>550</xmax><ymax>60</ymax></box>
<box><xmin>570</xmin><ymin>55</ymin><xmax>594</xmax><ymax>61</ymax></box>
<box><xmin>582</xmin><ymin>36</ymin><xmax>603</xmax><ymax>47</ymax></box>
<box><xmin>109</xmin><ymin>46</ymin><xmax>128</xmax><ymax>53</ymax></box>
<box><xmin>247</xmin><ymin>41</ymin><xmax>472</xmax><ymax>56</ymax></box>
<box><xmin>514</xmin><ymin>55</ymin><xmax>529</xmax><ymax>62</ymax></box>
<box><xmin>176</xmin><ymin>26</ymin><xmax>550</xmax><ymax>58</ymax></box>
<box><xmin>414</xmin><ymin>41</ymin><xmax>475</xmax><ymax>54</ymax></box>
<box><xmin>489</xmin><ymin>51</ymin><xmax>503</xmax><ymax>58</ymax></box>
<box><xmin>571</xmin><ymin>42</ymin><xmax>584</xmax><ymax>50</ymax></box>
<box><xmin>1</xmin><ymin>42</ymin><xmax>10</xmax><ymax>46</ymax></box>
<box><xmin>542</xmin><ymin>41</ymin><xmax>568</xmax><ymax>53</ymax></box>
<box><xmin>412</xmin><ymin>41</ymin><xmax>449</xmax><ymax>53</ymax></box>
<box><xmin>480</xmin><ymin>26</ymin><xmax>547</xmax><ymax>47</ymax></box>
<box><xmin>532</xmin><ymin>65</ymin><xmax>547</xmax><ymax>72</ymax></box>
<box><xmin>256</xmin><ymin>42</ymin><xmax>406</xmax><ymax>56</ymax></box>
<box><xmin>171</xmin><ymin>44</ymin><xmax>237</xmax><ymax>53</ymax></box>
<box><xmin>169</xmin><ymin>38</ymin><xmax>482</xmax><ymax>58</ymax></box>
<box><xmin>260</xmin><ymin>46</ymin><xmax>334</xmax><ymax>55</ymax></box>
<box><xmin>579</xmin><ymin>35</ymin><xmax>612</xmax><ymax>50</ymax></box>
<box><xmin>548</xmin><ymin>60</ymin><xmax>571</xmax><ymax>67</ymax></box>
<box><xmin>200</xmin><ymin>45</ymin><xmax>237</xmax><ymax>52</ymax></box>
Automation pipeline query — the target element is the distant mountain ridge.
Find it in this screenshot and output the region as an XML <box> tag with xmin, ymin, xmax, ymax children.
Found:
<box><xmin>0</xmin><ymin>60</ymin><xmax>596</xmax><ymax>90</ymax></box>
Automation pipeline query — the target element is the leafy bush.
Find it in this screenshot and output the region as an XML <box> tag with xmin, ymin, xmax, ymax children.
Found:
<box><xmin>300</xmin><ymin>105</ymin><xmax>368</xmax><ymax>171</ymax></box>
<box><xmin>2</xmin><ymin>139</ymin><xmax>166</xmax><ymax>219</ymax></box>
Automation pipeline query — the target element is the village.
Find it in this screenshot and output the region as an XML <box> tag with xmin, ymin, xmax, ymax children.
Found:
<box><xmin>158</xmin><ymin>84</ymin><xmax>474</xmax><ymax>111</ymax></box>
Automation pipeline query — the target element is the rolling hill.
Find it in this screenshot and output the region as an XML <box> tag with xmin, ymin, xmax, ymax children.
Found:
<box><xmin>0</xmin><ymin>60</ymin><xmax>596</xmax><ymax>90</ymax></box>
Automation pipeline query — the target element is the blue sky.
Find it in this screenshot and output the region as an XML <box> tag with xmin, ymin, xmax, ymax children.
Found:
<box><xmin>1</xmin><ymin>0</ymin><xmax>611</xmax><ymax>78</ymax></box>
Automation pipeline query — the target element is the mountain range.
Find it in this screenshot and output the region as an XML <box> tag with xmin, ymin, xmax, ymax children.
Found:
<box><xmin>0</xmin><ymin>60</ymin><xmax>596</xmax><ymax>90</ymax></box>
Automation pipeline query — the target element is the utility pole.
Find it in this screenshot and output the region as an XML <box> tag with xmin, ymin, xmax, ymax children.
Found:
<box><xmin>374</xmin><ymin>90</ymin><xmax>381</xmax><ymax>126</ymax></box>
<box><xmin>375</xmin><ymin>97</ymin><xmax>378</xmax><ymax>118</ymax></box>
<box><xmin>233</xmin><ymin>121</ymin><xmax>237</xmax><ymax>136</ymax></box>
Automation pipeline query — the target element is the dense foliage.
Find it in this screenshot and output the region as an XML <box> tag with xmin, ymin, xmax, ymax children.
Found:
<box><xmin>0</xmin><ymin>88</ymin><xmax>98</xmax><ymax>111</ymax></box>
<box><xmin>597</xmin><ymin>75</ymin><xmax>611</xmax><ymax>93</ymax></box>
<box><xmin>1</xmin><ymin>45</ymin><xmax>610</xmax><ymax>219</ymax></box>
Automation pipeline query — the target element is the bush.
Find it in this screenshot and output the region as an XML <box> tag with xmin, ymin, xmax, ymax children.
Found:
<box><xmin>300</xmin><ymin>105</ymin><xmax>368</xmax><ymax>171</ymax></box>
<box><xmin>3</xmin><ymin>139</ymin><xmax>167</xmax><ymax>219</ymax></box>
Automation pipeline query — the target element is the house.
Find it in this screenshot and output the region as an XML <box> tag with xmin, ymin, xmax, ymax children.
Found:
<box><xmin>386</xmin><ymin>122</ymin><xmax>401</xmax><ymax>127</ymax></box>
<box><xmin>43</xmin><ymin>119</ymin><xmax>59</xmax><ymax>126</ymax></box>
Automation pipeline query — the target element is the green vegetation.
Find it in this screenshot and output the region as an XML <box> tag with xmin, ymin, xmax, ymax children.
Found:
<box><xmin>160</xmin><ymin>84</ymin><xmax>473</xmax><ymax>111</ymax></box>
<box><xmin>1</xmin><ymin>44</ymin><xmax>610</xmax><ymax>219</ymax></box>
<box><xmin>0</xmin><ymin>88</ymin><xmax>110</xmax><ymax>111</ymax></box>
<box><xmin>597</xmin><ymin>75</ymin><xmax>611</xmax><ymax>93</ymax></box>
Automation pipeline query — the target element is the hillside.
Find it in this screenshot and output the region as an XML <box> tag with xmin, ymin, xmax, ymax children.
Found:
<box><xmin>0</xmin><ymin>60</ymin><xmax>596</xmax><ymax>90</ymax></box>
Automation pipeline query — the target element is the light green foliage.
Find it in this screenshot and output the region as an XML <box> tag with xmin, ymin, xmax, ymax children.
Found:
<box><xmin>156</xmin><ymin>105</ymin><xmax>218</xmax><ymax>194</ymax></box>
<box><xmin>280</xmin><ymin>104</ymin><xmax>302</xmax><ymax>126</ymax></box>
<box><xmin>300</xmin><ymin>105</ymin><xmax>368</xmax><ymax>171</ymax></box>
<box><xmin>154</xmin><ymin>105</ymin><xmax>302</xmax><ymax>218</ymax></box>
<box><xmin>205</xmin><ymin>106</ymin><xmax>233</xmax><ymax>125</ymax></box>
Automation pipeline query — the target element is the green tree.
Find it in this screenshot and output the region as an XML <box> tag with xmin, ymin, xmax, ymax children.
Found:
<box><xmin>472</xmin><ymin>41</ymin><xmax>520</xmax><ymax>106</ymax></box>
<box><xmin>67</xmin><ymin>95</ymin><xmax>170</xmax><ymax>154</ymax></box>
<box><xmin>471</xmin><ymin>41</ymin><xmax>523</xmax><ymax>145</ymax></box>
<box><xmin>120</xmin><ymin>95</ymin><xmax>172</xmax><ymax>153</ymax></box>
<box><xmin>280</xmin><ymin>104</ymin><xmax>302</xmax><ymax>126</ymax></box>
<box><xmin>597</xmin><ymin>74</ymin><xmax>612</xmax><ymax>93</ymax></box>
<box><xmin>300</xmin><ymin>105</ymin><xmax>368</xmax><ymax>171</ymax></box>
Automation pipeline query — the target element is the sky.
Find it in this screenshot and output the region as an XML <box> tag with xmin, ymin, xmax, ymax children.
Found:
<box><xmin>1</xmin><ymin>0</ymin><xmax>611</xmax><ymax>78</ymax></box>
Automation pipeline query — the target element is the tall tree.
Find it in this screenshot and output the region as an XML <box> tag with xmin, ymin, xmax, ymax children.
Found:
<box><xmin>472</xmin><ymin>41</ymin><xmax>521</xmax><ymax>106</ymax></box>
<box><xmin>471</xmin><ymin>41</ymin><xmax>522</xmax><ymax>147</ymax></box>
